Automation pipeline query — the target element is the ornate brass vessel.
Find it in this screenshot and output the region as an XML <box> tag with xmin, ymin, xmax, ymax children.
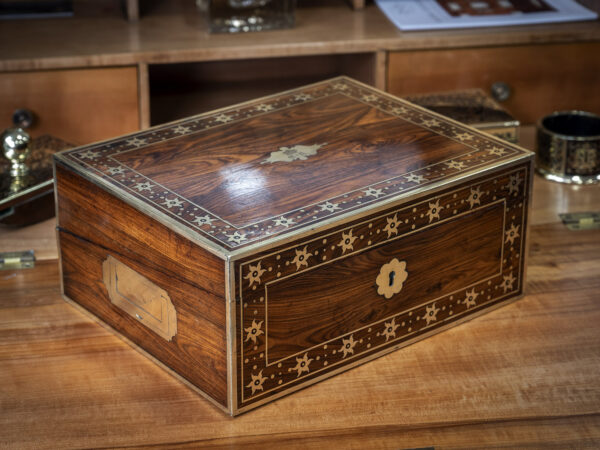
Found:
<box><xmin>536</xmin><ymin>110</ymin><xmax>600</xmax><ymax>184</ymax></box>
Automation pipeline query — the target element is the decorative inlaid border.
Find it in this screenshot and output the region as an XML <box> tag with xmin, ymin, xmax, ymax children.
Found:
<box><xmin>58</xmin><ymin>77</ymin><xmax>526</xmax><ymax>250</ymax></box>
<box><xmin>236</xmin><ymin>164</ymin><xmax>529</xmax><ymax>408</ymax></box>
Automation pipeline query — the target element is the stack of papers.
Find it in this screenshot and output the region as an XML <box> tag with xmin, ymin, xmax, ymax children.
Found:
<box><xmin>376</xmin><ymin>0</ymin><xmax>598</xmax><ymax>31</ymax></box>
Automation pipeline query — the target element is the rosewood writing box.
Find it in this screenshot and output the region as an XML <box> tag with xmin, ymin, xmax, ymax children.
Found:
<box><xmin>54</xmin><ymin>77</ymin><xmax>534</xmax><ymax>416</ymax></box>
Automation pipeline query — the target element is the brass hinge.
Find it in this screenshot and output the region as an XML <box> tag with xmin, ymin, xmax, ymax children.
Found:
<box><xmin>0</xmin><ymin>250</ymin><xmax>35</xmax><ymax>270</ymax></box>
<box><xmin>559</xmin><ymin>212</ymin><xmax>600</xmax><ymax>231</ymax></box>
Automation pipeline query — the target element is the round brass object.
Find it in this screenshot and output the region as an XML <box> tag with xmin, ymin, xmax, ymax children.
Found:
<box><xmin>490</xmin><ymin>81</ymin><xmax>511</xmax><ymax>102</ymax></box>
<box><xmin>2</xmin><ymin>127</ymin><xmax>31</xmax><ymax>177</ymax></box>
<box><xmin>536</xmin><ymin>111</ymin><xmax>600</xmax><ymax>184</ymax></box>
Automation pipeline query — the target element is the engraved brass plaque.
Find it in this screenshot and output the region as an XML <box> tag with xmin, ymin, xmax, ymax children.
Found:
<box><xmin>102</xmin><ymin>255</ymin><xmax>177</xmax><ymax>341</ymax></box>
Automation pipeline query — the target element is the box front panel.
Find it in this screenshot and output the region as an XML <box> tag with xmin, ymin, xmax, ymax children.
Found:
<box><xmin>235</xmin><ymin>162</ymin><xmax>531</xmax><ymax>412</ymax></box>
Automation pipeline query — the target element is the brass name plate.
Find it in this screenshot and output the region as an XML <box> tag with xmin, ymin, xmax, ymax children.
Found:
<box><xmin>102</xmin><ymin>255</ymin><xmax>177</xmax><ymax>341</ymax></box>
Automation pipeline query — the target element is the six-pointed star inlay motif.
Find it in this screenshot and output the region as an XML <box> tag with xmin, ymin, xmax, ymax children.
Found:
<box><xmin>319</xmin><ymin>201</ymin><xmax>341</xmax><ymax>213</ymax></box>
<box><xmin>255</xmin><ymin>103</ymin><xmax>274</xmax><ymax>112</ymax></box>
<box><xmin>488</xmin><ymin>146</ymin><xmax>506</xmax><ymax>156</ymax></box>
<box><xmin>192</xmin><ymin>214</ymin><xmax>214</xmax><ymax>226</ymax></box>
<box><xmin>173</xmin><ymin>125</ymin><xmax>191</xmax><ymax>135</ymax></box>
<box><xmin>404</xmin><ymin>173</ymin><xmax>426</xmax><ymax>184</ymax></box>
<box><xmin>464</xmin><ymin>288</ymin><xmax>479</xmax><ymax>309</ymax></box>
<box><xmin>126</xmin><ymin>137</ymin><xmax>147</xmax><ymax>147</ymax></box>
<box><xmin>505</xmin><ymin>223</ymin><xmax>520</xmax><ymax>245</ymax></box>
<box><xmin>226</xmin><ymin>231</ymin><xmax>247</xmax><ymax>244</ymax></box>
<box><xmin>444</xmin><ymin>160</ymin><xmax>466</xmax><ymax>170</ymax></box>
<box><xmin>273</xmin><ymin>216</ymin><xmax>296</xmax><ymax>228</ymax></box>
<box><xmin>423</xmin><ymin>303</ymin><xmax>440</xmax><ymax>325</ymax></box>
<box><xmin>363</xmin><ymin>187</ymin><xmax>384</xmax><ymax>198</ymax></box>
<box><xmin>422</xmin><ymin>118</ymin><xmax>441</xmax><ymax>128</ymax></box>
<box><xmin>162</xmin><ymin>197</ymin><xmax>183</xmax><ymax>209</ymax></box>
<box><xmin>78</xmin><ymin>149</ymin><xmax>101</xmax><ymax>160</ymax></box>
<box><xmin>107</xmin><ymin>166</ymin><xmax>126</xmax><ymax>175</ymax></box>
<box><xmin>292</xmin><ymin>353</ymin><xmax>313</xmax><ymax>377</ymax></box>
<box><xmin>133</xmin><ymin>181</ymin><xmax>154</xmax><ymax>192</ymax></box>
<box><xmin>340</xmin><ymin>335</ymin><xmax>357</xmax><ymax>358</ymax></box>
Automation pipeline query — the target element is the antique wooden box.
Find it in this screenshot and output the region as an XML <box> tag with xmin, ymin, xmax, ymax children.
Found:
<box><xmin>405</xmin><ymin>89</ymin><xmax>520</xmax><ymax>144</ymax></box>
<box><xmin>54</xmin><ymin>77</ymin><xmax>534</xmax><ymax>416</ymax></box>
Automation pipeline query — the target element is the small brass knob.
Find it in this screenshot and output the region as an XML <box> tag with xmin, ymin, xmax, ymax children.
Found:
<box><xmin>12</xmin><ymin>108</ymin><xmax>35</xmax><ymax>129</ymax></box>
<box><xmin>3</xmin><ymin>127</ymin><xmax>31</xmax><ymax>177</ymax></box>
<box><xmin>491</xmin><ymin>82</ymin><xmax>512</xmax><ymax>102</ymax></box>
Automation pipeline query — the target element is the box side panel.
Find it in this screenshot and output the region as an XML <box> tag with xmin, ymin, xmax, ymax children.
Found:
<box><xmin>55</xmin><ymin>163</ymin><xmax>228</xmax><ymax>408</ymax></box>
<box><xmin>234</xmin><ymin>161</ymin><xmax>531</xmax><ymax>413</ymax></box>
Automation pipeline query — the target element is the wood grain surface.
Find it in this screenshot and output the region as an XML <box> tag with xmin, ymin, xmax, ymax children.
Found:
<box><xmin>115</xmin><ymin>92</ymin><xmax>479</xmax><ymax>227</ymax></box>
<box><xmin>55</xmin><ymin>164</ymin><xmax>229</xmax><ymax>407</ymax></box>
<box><xmin>0</xmin><ymin>67</ymin><xmax>140</xmax><ymax>145</ymax></box>
<box><xmin>388</xmin><ymin>42</ymin><xmax>600</xmax><ymax>125</ymax></box>
<box><xmin>265</xmin><ymin>202</ymin><xmax>504</xmax><ymax>361</ymax></box>
<box><xmin>1</xmin><ymin>186</ymin><xmax>599</xmax><ymax>446</ymax></box>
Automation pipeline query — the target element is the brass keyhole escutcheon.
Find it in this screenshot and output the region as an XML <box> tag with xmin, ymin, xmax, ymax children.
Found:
<box><xmin>376</xmin><ymin>258</ymin><xmax>408</xmax><ymax>299</ymax></box>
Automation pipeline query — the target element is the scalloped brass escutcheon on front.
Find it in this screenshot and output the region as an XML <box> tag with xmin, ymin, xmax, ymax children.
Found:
<box><xmin>375</xmin><ymin>258</ymin><xmax>408</xmax><ymax>299</ymax></box>
<box><xmin>102</xmin><ymin>255</ymin><xmax>177</xmax><ymax>341</ymax></box>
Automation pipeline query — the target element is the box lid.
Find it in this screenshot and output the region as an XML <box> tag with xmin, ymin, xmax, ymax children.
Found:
<box><xmin>55</xmin><ymin>77</ymin><xmax>532</xmax><ymax>260</ymax></box>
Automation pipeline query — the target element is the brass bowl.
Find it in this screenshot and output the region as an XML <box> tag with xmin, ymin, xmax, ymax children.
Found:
<box><xmin>536</xmin><ymin>110</ymin><xmax>600</xmax><ymax>184</ymax></box>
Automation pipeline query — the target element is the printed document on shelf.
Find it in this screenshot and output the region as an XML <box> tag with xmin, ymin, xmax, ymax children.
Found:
<box><xmin>375</xmin><ymin>0</ymin><xmax>597</xmax><ymax>31</ymax></box>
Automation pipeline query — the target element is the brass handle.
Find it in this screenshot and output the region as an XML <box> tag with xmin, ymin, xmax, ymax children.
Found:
<box><xmin>103</xmin><ymin>255</ymin><xmax>177</xmax><ymax>341</ymax></box>
<box><xmin>490</xmin><ymin>82</ymin><xmax>511</xmax><ymax>102</ymax></box>
<box><xmin>12</xmin><ymin>108</ymin><xmax>35</xmax><ymax>129</ymax></box>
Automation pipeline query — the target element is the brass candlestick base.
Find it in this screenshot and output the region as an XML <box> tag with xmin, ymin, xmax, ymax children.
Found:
<box><xmin>1</xmin><ymin>131</ymin><xmax>72</xmax><ymax>227</ymax></box>
<box><xmin>3</xmin><ymin>128</ymin><xmax>31</xmax><ymax>177</ymax></box>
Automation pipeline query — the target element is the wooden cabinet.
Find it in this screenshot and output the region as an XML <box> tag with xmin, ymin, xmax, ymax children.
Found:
<box><xmin>0</xmin><ymin>67</ymin><xmax>140</xmax><ymax>145</ymax></box>
<box><xmin>387</xmin><ymin>43</ymin><xmax>600</xmax><ymax>125</ymax></box>
<box><xmin>149</xmin><ymin>53</ymin><xmax>383</xmax><ymax>125</ymax></box>
<box><xmin>0</xmin><ymin>4</ymin><xmax>598</xmax><ymax>137</ymax></box>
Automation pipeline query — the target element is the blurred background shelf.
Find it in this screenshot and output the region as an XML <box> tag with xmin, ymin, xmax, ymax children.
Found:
<box><xmin>0</xmin><ymin>0</ymin><xmax>599</xmax><ymax>145</ymax></box>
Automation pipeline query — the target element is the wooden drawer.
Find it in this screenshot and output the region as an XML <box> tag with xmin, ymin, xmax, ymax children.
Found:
<box><xmin>0</xmin><ymin>67</ymin><xmax>139</xmax><ymax>145</ymax></box>
<box><xmin>387</xmin><ymin>43</ymin><xmax>600</xmax><ymax>125</ymax></box>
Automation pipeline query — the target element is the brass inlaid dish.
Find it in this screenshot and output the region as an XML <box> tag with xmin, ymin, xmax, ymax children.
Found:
<box><xmin>536</xmin><ymin>110</ymin><xmax>600</xmax><ymax>184</ymax></box>
<box><xmin>1</xmin><ymin>132</ymin><xmax>72</xmax><ymax>226</ymax></box>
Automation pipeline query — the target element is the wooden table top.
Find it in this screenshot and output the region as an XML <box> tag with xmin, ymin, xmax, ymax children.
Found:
<box><xmin>1</xmin><ymin>128</ymin><xmax>600</xmax><ymax>448</ymax></box>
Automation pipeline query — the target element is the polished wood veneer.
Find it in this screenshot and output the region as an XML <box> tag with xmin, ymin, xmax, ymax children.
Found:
<box><xmin>54</xmin><ymin>77</ymin><xmax>533</xmax><ymax>415</ymax></box>
<box><xmin>56</xmin><ymin>77</ymin><xmax>530</xmax><ymax>253</ymax></box>
<box><xmin>265</xmin><ymin>201</ymin><xmax>504</xmax><ymax>363</ymax></box>
<box><xmin>0</xmin><ymin>67</ymin><xmax>140</xmax><ymax>145</ymax></box>
<box><xmin>234</xmin><ymin>162</ymin><xmax>530</xmax><ymax>411</ymax></box>
<box><xmin>114</xmin><ymin>93</ymin><xmax>475</xmax><ymax>227</ymax></box>
<box><xmin>56</xmin><ymin>164</ymin><xmax>228</xmax><ymax>408</ymax></box>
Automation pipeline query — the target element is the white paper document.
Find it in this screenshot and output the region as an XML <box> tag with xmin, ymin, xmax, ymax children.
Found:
<box><xmin>375</xmin><ymin>0</ymin><xmax>598</xmax><ymax>31</ymax></box>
